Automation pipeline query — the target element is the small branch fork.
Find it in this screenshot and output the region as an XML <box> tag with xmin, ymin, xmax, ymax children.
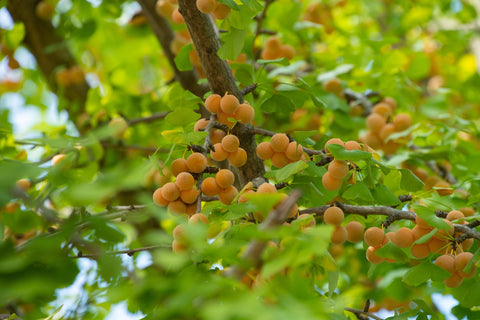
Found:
<box><xmin>73</xmin><ymin>245</ymin><xmax>167</xmax><ymax>259</ymax></box>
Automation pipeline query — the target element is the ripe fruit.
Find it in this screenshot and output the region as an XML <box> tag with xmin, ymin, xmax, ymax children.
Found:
<box><xmin>366</xmin><ymin>113</ymin><xmax>386</xmax><ymax>133</ymax></box>
<box><xmin>176</xmin><ymin>172</ymin><xmax>195</xmax><ymax>191</ymax></box>
<box><xmin>285</xmin><ymin>141</ymin><xmax>303</xmax><ymax>161</ymax></box>
<box><xmin>210</xmin><ymin>129</ymin><xmax>226</xmax><ymax>145</ymax></box>
<box><xmin>186</xmin><ymin>153</ymin><xmax>207</xmax><ymax>173</ymax></box>
<box><xmin>168</xmin><ymin>200</ymin><xmax>187</xmax><ymax>214</ymax></box>
<box><xmin>271</xmin><ymin>152</ymin><xmax>289</xmax><ymax>168</ymax></box>
<box><xmin>323</xmin><ymin>78</ymin><xmax>343</xmax><ymax>97</ymax></box>
<box><xmin>216</xmin><ymin>111</ymin><xmax>236</xmax><ymax>128</ymax></box>
<box><xmin>221</xmin><ymin>135</ymin><xmax>240</xmax><ymax>153</ymax></box>
<box><xmin>444</xmin><ymin>272</ymin><xmax>463</xmax><ymax>288</ymax></box>
<box><xmin>446</xmin><ymin>210</ymin><xmax>465</xmax><ymax>222</ymax></box>
<box><xmin>331</xmin><ymin>226</ymin><xmax>347</xmax><ymax>245</ymax></box>
<box><xmin>194</xmin><ymin>118</ymin><xmax>209</xmax><ymax>131</ymax></box>
<box><xmin>411</xmin><ymin>243</ymin><xmax>430</xmax><ymax>259</ymax></box>
<box><xmin>212</xmin><ymin>3</ymin><xmax>231</xmax><ymax>20</ymax></box>
<box><xmin>257</xmin><ymin>183</ymin><xmax>277</xmax><ymax>194</ymax></box>
<box><xmin>344</xmin><ymin>140</ymin><xmax>361</xmax><ymax>151</ymax></box>
<box><xmin>364</xmin><ymin>227</ymin><xmax>385</xmax><ymax>248</ymax></box>
<box><xmin>345</xmin><ymin>221</ymin><xmax>364</xmax><ymax>243</ymax></box>
<box><xmin>16</xmin><ymin>179</ymin><xmax>31</xmax><ymax>192</ymax></box>
<box><xmin>220</xmin><ymin>94</ymin><xmax>240</xmax><ymax>114</ymax></box>
<box><xmin>196</xmin><ymin>0</ymin><xmax>217</xmax><ymax>14</ymax></box>
<box><xmin>435</xmin><ymin>254</ymin><xmax>455</xmax><ymax>274</ymax></box>
<box><xmin>210</xmin><ymin>143</ymin><xmax>229</xmax><ymax>161</ymax></box>
<box><xmin>393</xmin><ymin>113</ymin><xmax>412</xmax><ymax>131</ymax></box>
<box><xmin>454</xmin><ymin>252</ymin><xmax>474</xmax><ymax>273</ymax></box>
<box><xmin>109</xmin><ymin>117</ymin><xmax>128</xmax><ymax>139</ymax></box>
<box><xmin>280</xmin><ymin>44</ymin><xmax>295</xmax><ymax>60</ymax></box>
<box><xmin>172</xmin><ymin>239</ymin><xmax>186</xmax><ymax>253</ymax></box>
<box><xmin>366</xmin><ymin>246</ymin><xmax>384</xmax><ymax>264</ymax></box>
<box><xmin>201</xmin><ymin>177</ymin><xmax>220</xmax><ymax>196</ymax></box>
<box><xmin>256</xmin><ymin>142</ymin><xmax>274</xmax><ymax>160</ymax></box>
<box><xmin>156</xmin><ymin>0</ymin><xmax>175</xmax><ymax>17</ymax></box>
<box><xmin>234</xmin><ymin>103</ymin><xmax>255</xmax><ymax>124</ymax></box>
<box><xmin>180</xmin><ymin>187</ymin><xmax>200</xmax><ymax>204</ymax></box>
<box><xmin>218</xmin><ymin>185</ymin><xmax>238</xmax><ymax>205</ymax></box>
<box><xmin>171</xmin><ymin>8</ymin><xmax>184</xmax><ymax>24</ymax></box>
<box><xmin>205</xmin><ymin>94</ymin><xmax>222</xmax><ymax>113</ymax></box>
<box><xmin>270</xmin><ymin>134</ymin><xmax>289</xmax><ymax>152</ymax></box>
<box><xmin>171</xmin><ymin>158</ymin><xmax>188</xmax><ymax>176</ymax></box>
<box><xmin>323</xmin><ymin>206</ymin><xmax>344</xmax><ymax>226</ymax></box>
<box><xmin>52</xmin><ymin>154</ymin><xmax>67</xmax><ymax>167</ymax></box>
<box><xmin>328</xmin><ymin>160</ymin><xmax>349</xmax><ymax>179</ymax></box>
<box><xmin>189</xmin><ymin>213</ymin><xmax>209</xmax><ymax>224</ymax></box>
<box><xmin>325</xmin><ymin>138</ymin><xmax>344</xmax><ymax>153</ymax></box>
<box><xmin>372</xmin><ymin>102</ymin><xmax>393</xmax><ymax>119</ymax></box>
<box><xmin>228</xmin><ymin>148</ymin><xmax>247</xmax><ymax>167</ymax></box>
<box><xmin>322</xmin><ymin>171</ymin><xmax>343</xmax><ymax>191</ymax></box>
<box><xmin>215</xmin><ymin>169</ymin><xmax>235</xmax><ymax>189</ymax></box>
<box><xmin>161</xmin><ymin>182</ymin><xmax>181</xmax><ymax>202</ymax></box>
<box><xmin>392</xmin><ymin>227</ymin><xmax>414</xmax><ymax>248</ymax></box>
<box><xmin>153</xmin><ymin>188</ymin><xmax>169</xmax><ymax>206</ymax></box>
<box><xmin>36</xmin><ymin>1</ymin><xmax>54</xmax><ymax>20</ymax></box>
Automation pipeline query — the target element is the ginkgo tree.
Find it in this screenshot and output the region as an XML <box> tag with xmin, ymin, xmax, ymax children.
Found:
<box><xmin>1</xmin><ymin>0</ymin><xmax>480</xmax><ymax>319</ymax></box>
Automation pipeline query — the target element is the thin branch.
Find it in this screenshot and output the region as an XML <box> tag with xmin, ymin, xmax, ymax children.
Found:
<box><xmin>344</xmin><ymin>88</ymin><xmax>373</xmax><ymax>115</ymax></box>
<box><xmin>127</xmin><ymin>112</ymin><xmax>170</xmax><ymax>126</ymax></box>
<box><xmin>73</xmin><ymin>245</ymin><xmax>167</xmax><ymax>259</ymax></box>
<box><xmin>344</xmin><ymin>307</ymin><xmax>384</xmax><ymax>320</ymax></box>
<box><xmin>240</xmin><ymin>83</ymin><xmax>258</xmax><ymax>96</ymax></box>
<box><xmin>253</xmin><ymin>0</ymin><xmax>275</xmax><ymax>57</ymax></box>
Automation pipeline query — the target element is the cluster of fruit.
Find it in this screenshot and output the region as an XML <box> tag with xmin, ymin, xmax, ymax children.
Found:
<box><xmin>151</xmin><ymin>153</ymin><xmax>207</xmax><ymax>214</ymax></box>
<box><xmin>362</xmin><ymin>98</ymin><xmax>412</xmax><ymax>155</ymax></box>
<box><xmin>195</xmin><ymin>0</ymin><xmax>231</xmax><ymax>19</ymax></box>
<box><xmin>55</xmin><ymin>66</ymin><xmax>85</xmax><ymax>87</ymax></box>
<box><xmin>156</xmin><ymin>0</ymin><xmax>230</xmax><ymax>25</ymax></box>
<box><xmin>402</xmin><ymin>161</ymin><xmax>455</xmax><ymax>197</ymax></box>
<box><xmin>210</xmin><ymin>134</ymin><xmax>247</xmax><ymax>167</ymax></box>
<box><xmin>434</xmin><ymin>251</ymin><xmax>476</xmax><ymax>288</ymax></box>
<box><xmin>153</xmin><ymin>171</ymin><xmax>201</xmax><ymax>215</ymax></box>
<box><xmin>323</xmin><ymin>206</ymin><xmax>364</xmax><ymax>244</ymax></box>
<box><xmin>237</xmin><ymin>182</ymin><xmax>298</xmax><ymax>222</ymax></box>
<box><xmin>205</xmin><ymin>93</ymin><xmax>255</xmax><ymax>128</ymax></box>
<box><xmin>172</xmin><ymin>213</ymin><xmax>209</xmax><ymax>253</ymax></box>
<box><xmin>260</xmin><ymin>36</ymin><xmax>295</xmax><ymax>61</ymax></box>
<box><xmin>321</xmin><ymin>138</ymin><xmax>361</xmax><ymax>191</ymax></box>
<box><xmin>255</xmin><ymin>133</ymin><xmax>305</xmax><ymax>168</ymax></box>
<box><xmin>200</xmin><ymin>169</ymin><xmax>238</xmax><ymax>205</ymax></box>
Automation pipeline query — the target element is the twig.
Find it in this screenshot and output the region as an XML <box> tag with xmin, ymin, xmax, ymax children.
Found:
<box><xmin>127</xmin><ymin>112</ymin><xmax>170</xmax><ymax>126</ymax></box>
<box><xmin>240</xmin><ymin>83</ymin><xmax>258</xmax><ymax>96</ymax></box>
<box><xmin>344</xmin><ymin>307</ymin><xmax>384</xmax><ymax>320</ymax></box>
<box><xmin>73</xmin><ymin>245</ymin><xmax>167</xmax><ymax>259</ymax></box>
<box><xmin>344</xmin><ymin>88</ymin><xmax>373</xmax><ymax>115</ymax></box>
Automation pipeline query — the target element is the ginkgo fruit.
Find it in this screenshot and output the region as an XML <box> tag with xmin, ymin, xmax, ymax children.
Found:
<box><xmin>176</xmin><ymin>172</ymin><xmax>195</xmax><ymax>191</ymax></box>
<box><xmin>161</xmin><ymin>182</ymin><xmax>181</xmax><ymax>202</ymax></box>
<box><xmin>189</xmin><ymin>213</ymin><xmax>209</xmax><ymax>224</ymax></box>
<box><xmin>345</xmin><ymin>221</ymin><xmax>364</xmax><ymax>243</ymax></box>
<box><xmin>257</xmin><ymin>183</ymin><xmax>277</xmax><ymax>194</ymax></box>
<box><xmin>211</xmin><ymin>143</ymin><xmax>229</xmax><ymax>161</ymax></box>
<box><xmin>196</xmin><ymin>0</ymin><xmax>217</xmax><ymax>14</ymax></box>
<box><xmin>218</xmin><ymin>185</ymin><xmax>238</xmax><ymax>205</ymax></box>
<box><xmin>171</xmin><ymin>158</ymin><xmax>188</xmax><ymax>176</ymax></box>
<box><xmin>328</xmin><ymin>160</ymin><xmax>349</xmax><ymax>179</ymax></box>
<box><xmin>211</xmin><ymin>3</ymin><xmax>231</xmax><ymax>20</ymax></box>
<box><xmin>221</xmin><ymin>135</ymin><xmax>240</xmax><ymax>153</ymax></box>
<box><xmin>331</xmin><ymin>226</ymin><xmax>347</xmax><ymax>245</ymax></box>
<box><xmin>234</xmin><ymin>103</ymin><xmax>255</xmax><ymax>124</ymax></box>
<box><xmin>435</xmin><ymin>254</ymin><xmax>455</xmax><ymax>274</ymax></box>
<box><xmin>270</xmin><ymin>133</ymin><xmax>289</xmax><ymax>152</ymax></box>
<box><xmin>205</xmin><ymin>94</ymin><xmax>222</xmax><ymax>113</ymax></box>
<box><xmin>392</xmin><ymin>227</ymin><xmax>414</xmax><ymax>248</ymax></box>
<box><xmin>364</xmin><ymin>227</ymin><xmax>385</xmax><ymax>248</ymax></box>
<box><xmin>285</xmin><ymin>141</ymin><xmax>303</xmax><ymax>161</ymax></box>
<box><xmin>322</xmin><ymin>171</ymin><xmax>343</xmax><ymax>191</ymax></box>
<box><xmin>180</xmin><ymin>188</ymin><xmax>200</xmax><ymax>204</ymax></box>
<box><xmin>168</xmin><ymin>200</ymin><xmax>187</xmax><ymax>214</ymax></box>
<box><xmin>228</xmin><ymin>148</ymin><xmax>247</xmax><ymax>167</ymax></box>
<box><xmin>366</xmin><ymin>113</ymin><xmax>386</xmax><ymax>133</ymax></box>
<box><xmin>153</xmin><ymin>188</ymin><xmax>169</xmax><ymax>206</ymax></box>
<box><xmin>186</xmin><ymin>153</ymin><xmax>207</xmax><ymax>173</ymax></box>
<box><xmin>215</xmin><ymin>169</ymin><xmax>235</xmax><ymax>189</ymax></box>
<box><xmin>201</xmin><ymin>177</ymin><xmax>220</xmax><ymax>196</ymax></box>
<box><xmin>256</xmin><ymin>142</ymin><xmax>274</xmax><ymax>160</ymax></box>
<box><xmin>271</xmin><ymin>152</ymin><xmax>289</xmax><ymax>168</ymax></box>
<box><xmin>323</xmin><ymin>206</ymin><xmax>344</xmax><ymax>226</ymax></box>
<box><xmin>393</xmin><ymin>113</ymin><xmax>412</xmax><ymax>131</ymax></box>
<box><xmin>220</xmin><ymin>94</ymin><xmax>240</xmax><ymax>114</ymax></box>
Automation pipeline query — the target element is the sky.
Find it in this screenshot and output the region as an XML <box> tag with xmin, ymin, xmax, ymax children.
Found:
<box><xmin>0</xmin><ymin>3</ymin><xmax>463</xmax><ymax>320</ymax></box>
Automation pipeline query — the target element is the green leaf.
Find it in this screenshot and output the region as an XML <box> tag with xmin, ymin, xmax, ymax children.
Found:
<box><xmin>372</xmin><ymin>184</ymin><xmax>401</xmax><ymax>206</ymax></box>
<box><xmin>415</xmin><ymin>228</ymin><xmax>437</xmax><ymax>244</ymax></box>
<box><xmin>223</xmin><ymin>202</ymin><xmax>257</xmax><ymax>220</ymax></box>
<box><xmin>267</xmin><ymin>161</ymin><xmax>309</xmax><ymax>183</ymax></box>
<box><xmin>260</xmin><ymin>94</ymin><xmax>295</xmax><ymax>113</ymax></box>
<box><xmin>4</xmin><ymin>22</ymin><xmax>25</xmax><ymax>48</ymax></box>
<box><xmin>412</xmin><ymin>205</ymin><xmax>452</xmax><ymax>230</ymax></box>
<box><xmin>229</xmin><ymin>5</ymin><xmax>256</xmax><ymax>29</ymax></box>
<box><xmin>165</xmin><ymin>108</ymin><xmax>200</xmax><ymax>127</ymax></box>
<box><xmin>217</xmin><ymin>0</ymin><xmax>240</xmax><ymax>10</ymax></box>
<box><xmin>174</xmin><ymin>43</ymin><xmax>194</xmax><ymax>71</ymax></box>
<box><xmin>328</xmin><ymin>270</ymin><xmax>339</xmax><ymax>298</ymax></box>
<box><xmin>342</xmin><ymin>183</ymin><xmax>374</xmax><ymax>202</ymax></box>
<box><xmin>241</xmin><ymin>0</ymin><xmax>263</xmax><ymax>11</ymax></box>
<box><xmin>327</xmin><ymin>143</ymin><xmax>372</xmax><ymax>161</ymax></box>
<box><xmin>230</xmin><ymin>62</ymin><xmax>254</xmax><ymax>86</ymax></box>
<box><xmin>406</xmin><ymin>52</ymin><xmax>431</xmax><ymax>80</ymax></box>
<box><xmin>242</xmin><ymin>193</ymin><xmax>284</xmax><ymax>216</ymax></box>
<box><xmin>399</xmin><ymin>169</ymin><xmax>424</xmax><ymax>192</ymax></box>
<box><xmin>218</xmin><ymin>27</ymin><xmax>247</xmax><ymax>61</ymax></box>
<box><xmin>403</xmin><ymin>261</ymin><xmax>448</xmax><ymax>286</ymax></box>
<box><xmin>257</xmin><ymin>57</ymin><xmax>290</xmax><ymax>66</ymax></box>
<box><xmin>376</xmin><ymin>242</ymin><xmax>408</xmax><ymax>262</ymax></box>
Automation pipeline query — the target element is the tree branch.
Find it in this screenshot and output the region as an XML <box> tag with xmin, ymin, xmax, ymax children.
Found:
<box><xmin>344</xmin><ymin>307</ymin><xmax>384</xmax><ymax>320</ymax></box>
<box><xmin>7</xmin><ymin>0</ymin><xmax>89</xmax><ymax>124</ymax></box>
<box><xmin>73</xmin><ymin>245</ymin><xmax>167</xmax><ymax>259</ymax></box>
<box><xmin>136</xmin><ymin>0</ymin><xmax>209</xmax><ymax>101</ymax></box>
<box><xmin>127</xmin><ymin>112</ymin><xmax>170</xmax><ymax>126</ymax></box>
